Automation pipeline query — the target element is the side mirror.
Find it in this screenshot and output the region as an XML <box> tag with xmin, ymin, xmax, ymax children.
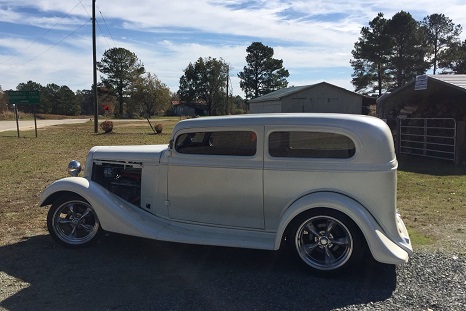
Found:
<box><xmin>169</xmin><ymin>139</ymin><xmax>174</xmax><ymax>150</ymax></box>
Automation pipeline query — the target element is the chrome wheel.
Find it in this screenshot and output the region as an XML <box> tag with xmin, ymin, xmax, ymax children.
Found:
<box><xmin>293</xmin><ymin>211</ymin><xmax>359</xmax><ymax>272</ymax></box>
<box><xmin>47</xmin><ymin>196</ymin><xmax>101</xmax><ymax>247</ymax></box>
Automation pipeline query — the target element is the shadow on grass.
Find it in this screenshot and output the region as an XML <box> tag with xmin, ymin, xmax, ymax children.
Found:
<box><xmin>398</xmin><ymin>155</ymin><xmax>466</xmax><ymax>176</ymax></box>
<box><xmin>0</xmin><ymin>234</ymin><xmax>396</xmax><ymax>311</ymax></box>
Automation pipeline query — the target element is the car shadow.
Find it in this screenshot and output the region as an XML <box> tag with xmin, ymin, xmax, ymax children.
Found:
<box><xmin>398</xmin><ymin>154</ymin><xmax>466</xmax><ymax>176</ymax></box>
<box><xmin>0</xmin><ymin>234</ymin><xmax>396</xmax><ymax>311</ymax></box>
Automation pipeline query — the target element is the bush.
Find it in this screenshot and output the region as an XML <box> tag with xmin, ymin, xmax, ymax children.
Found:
<box><xmin>0</xmin><ymin>110</ymin><xmax>16</xmax><ymax>120</ymax></box>
<box><xmin>100</xmin><ymin>120</ymin><xmax>113</xmax><ymax>133</ymax></box>
<box><xmin>155</xmin><ymin>123</ymin><xmax>163</xmax><ymax>134</ymax></box>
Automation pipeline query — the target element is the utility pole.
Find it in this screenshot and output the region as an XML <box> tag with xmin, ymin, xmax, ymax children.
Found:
<box><xmin>226</xmin><ymin>65</ymin><xmax>229</xmax><ymax>114</ymax></box>
<box><xmin>92</xmin><ymin>0</ymin><xmax>98</xmax><ymax>133</ymax></box>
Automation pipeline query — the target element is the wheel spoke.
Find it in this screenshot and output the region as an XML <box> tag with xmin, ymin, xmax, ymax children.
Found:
<box><xmin>332</xmin><ymin>236</ymin><xmax>350</xmax><ymax>246</ymax></box>
<box><xmin>58</xmin><ymin>218</ymin><xmax>72</xmax><ymax>225</ymax></box>
<box><xmin>305</xmin><ymin>222</ymin><xmax>320</xmax><ymax>237</ymax></box>
<box><xmin>303</xmin><ymin>242</ymin><xmax>319</xmax><ymax>254</ymax></box>
<box><xmin>80</xmin><ymin>224</ymin><xmax>94</xmax><ymax>232</ymax></box>
<box><xmin>80</xmin><ymin>207</ymin><xmax>92</xmax><ymax>219</ymax></box>
<box><xmin>67</xmin><ymin>205</ymin><xmax>76</xmax><ymax>217</ymax></box>
<box><xmin>70</xmin><ymin>226</ymin><xmax>77</xmax><ymax>238</ymax></box>
<box><xmin>326</xmin><ymin>220</ymin><xmax>335</xmax><ymax>234</ymax></box>
<box><xmin>324</xmin><ymin>247</ymin><xmax>336</xmax><ymax>264</ymax></box>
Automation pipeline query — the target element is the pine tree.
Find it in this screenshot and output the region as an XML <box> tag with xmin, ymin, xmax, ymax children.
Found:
<box><xmin>238</xmin><ymin>42</ymin><xmax>289</xmax><ymax>100</ymax></box>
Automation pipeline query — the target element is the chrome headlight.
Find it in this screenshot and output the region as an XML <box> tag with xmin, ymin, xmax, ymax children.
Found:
<box><xmin>67</xmin><ymin>160</ymin><xmax>82</xmax><ymax>176</ymax></box>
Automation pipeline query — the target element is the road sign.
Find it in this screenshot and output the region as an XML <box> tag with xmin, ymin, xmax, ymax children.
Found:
<box><xmin>7</xmin><ymin>91</ymin><xmax>40</xmax><ymax>138</ymax></box>
<box><xmin>7</xmin><ymin>91</ymin><xmax>40</xmax><ymax>105</ymax></box>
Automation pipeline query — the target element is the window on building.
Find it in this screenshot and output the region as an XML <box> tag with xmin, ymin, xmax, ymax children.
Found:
<box><xmin>269</xmin><ymin>131</ymin><xmax>355</xmax><ymax>158</ymax></box>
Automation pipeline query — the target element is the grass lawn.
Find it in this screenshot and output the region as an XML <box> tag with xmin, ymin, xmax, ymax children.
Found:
<box><xmin>397</xmin><ymin>155</ymin><xmax>466</xmax><ymax>252</ymax></box>
<box><xmin>0</xmin><ymin>118</ymin><xmax>465</xmax><ymax>253</ymax></box>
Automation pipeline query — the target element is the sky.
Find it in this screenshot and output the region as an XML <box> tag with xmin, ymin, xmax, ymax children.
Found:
<box><xmin>1</xmin><ymin>0</ymin><xmax>466</xmax><ymax>98</ymax></box>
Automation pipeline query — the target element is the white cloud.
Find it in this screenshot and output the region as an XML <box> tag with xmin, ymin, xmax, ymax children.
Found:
<box><xmin>1</xmin><ymin>0</ymin><xmax>466</xmax><ymax>95</ymax></box>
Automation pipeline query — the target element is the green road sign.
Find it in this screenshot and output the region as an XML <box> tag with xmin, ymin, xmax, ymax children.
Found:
<box><xmin>7</xmin><ymin>91</ymin><xmax>40</xmax><ymax>105</ymax></box>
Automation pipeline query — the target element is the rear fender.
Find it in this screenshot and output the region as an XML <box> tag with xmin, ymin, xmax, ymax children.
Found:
<box><xmin>275</xmin><ymin>191</ymin><xmax>409</xmax><ymax>264</ymax></box>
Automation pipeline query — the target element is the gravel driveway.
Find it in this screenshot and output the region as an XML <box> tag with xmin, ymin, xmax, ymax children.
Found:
<box><xmin>0</xmin><ymin>233</ymin><xmax>464</xmax><ymax>311</ymax></box>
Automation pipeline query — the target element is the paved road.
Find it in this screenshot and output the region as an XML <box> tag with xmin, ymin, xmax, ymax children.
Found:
<box><xmin>0</xmin><ymin>119</ymin><xmax>90</xmax><ymax>132</ymax></box>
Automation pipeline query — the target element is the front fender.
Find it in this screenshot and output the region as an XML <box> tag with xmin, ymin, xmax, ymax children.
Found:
<box><xmin>275</xmin><ymin>191</ymin><xmax>410</xmax><ymax>265</ymax></box>
<box><xmin>40</xmin><ymin>177</ymin><xmax>93</xmax><ymax>207</ymax></box>
<box><xmin>39</xmin><ymin>177</ymin><xmax>168</xmax><ymax>239</ymax></box>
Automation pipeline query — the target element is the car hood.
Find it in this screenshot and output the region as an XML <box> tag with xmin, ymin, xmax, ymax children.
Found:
<box><xmin>88</xmin><ymin>144</ymin><xmax>168</xmax><ymax>163</ymax></box>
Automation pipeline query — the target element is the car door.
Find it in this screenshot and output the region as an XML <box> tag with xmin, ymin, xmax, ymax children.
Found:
<box><xmin>167</xmin><ymin>127</ymin><xmax>264</xmax><ymax>229</ymax></box>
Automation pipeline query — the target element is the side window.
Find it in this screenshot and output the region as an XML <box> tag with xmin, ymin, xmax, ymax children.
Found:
<box><xmin>269</xmin><ymin>131</ymin><xmax>355</xmax><ymax>158</ymax></box>
<box><xmin>175</xmin><ymin>131</ymin><xmax>257</xmax><ymax>156</ymax></box>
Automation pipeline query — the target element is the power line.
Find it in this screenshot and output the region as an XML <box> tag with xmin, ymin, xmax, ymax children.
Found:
<box><xmin>2</xmin><ymin>1</ymin><xmax>117</xmax><ymax>73</ymax></box>
<box><xmin>2</xmin><ymin>1</ymin><xmax>82</xmax><ymax>66</ymax></box>
<box><xmin>78</xmin><ymin>0</ymin><xmax>113</xmax><ymax>49</ymax></box>
<box><xmin>95</xmin><ymin>16</ymin><xmax>112</xmax><ymax>49</ymax></box>
<box><xmin>19</xmin><ymin>18</ymin><xmax>92</xmax><ymax>67</ymax></box>
<box><xmin>9</xmin><ymin>0</ymin><xmax>115</xmax><ymax>69</ymax></box>
<box><xmin>79</xmin><ymin>0</ymin><xmax>116</xmax><ymax>48</ymax></box>
<box><xmin>97</xmin><ymin>5</ymin><xmax>117</xmax><ymax>47</ymax></box>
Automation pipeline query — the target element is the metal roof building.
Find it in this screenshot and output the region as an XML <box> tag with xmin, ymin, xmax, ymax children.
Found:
<box><xmin>376</xmin><ymin>74</ymin><xmax>466</xmax><ymax>165</ymax></box>
<box><xmin>377</xmin><ymin>74</ymin><xmax>466</xmax><ymax>120</ymax></box>
<box><xmin>249</xmin><ymin>82</ymin><xmax>372</xmax><ymax>115</ymax></box>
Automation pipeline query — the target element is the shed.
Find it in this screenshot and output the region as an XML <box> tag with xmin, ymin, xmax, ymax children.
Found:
<box><xmin>377</xmin><ymin>74</ymin><xmax>466</xmax><ymax>120</ymax></box>
<box><xmin>376</xmin><ymin>74</ymin><xmax>466</xmax><ymax>164</ymax></box>
<box><xmin>172</xmin><ymin>100</ymin><xmax>208</xmax><ymax>116</ymax></box>
<box><xmin>248</xmin><ymin>82</ymin><xmax>371</xmax><ymax>114</ymax></box>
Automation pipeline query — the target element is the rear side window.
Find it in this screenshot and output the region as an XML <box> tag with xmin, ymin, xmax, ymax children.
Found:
<box><xmin>269</xmin><ymin>131</ymin><xmax>355</xmax><ymax>158</ymax></box>
<box><xmin>175</xmin><ymin>131</ymin><xmax>257</xmax><ymax>156</ymax></box>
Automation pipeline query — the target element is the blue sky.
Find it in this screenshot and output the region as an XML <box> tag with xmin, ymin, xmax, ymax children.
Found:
<box><xmin>1</xmin><ymin>0</ymin><xmax>465</xmax><ymax>97</ymax></box>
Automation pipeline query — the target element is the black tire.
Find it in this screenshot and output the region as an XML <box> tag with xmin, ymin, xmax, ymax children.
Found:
<box><xmin>287</xmin><ymin>208</ymin><xmax>365</xmax><ymax>275</ymax></box>
<box><xmin>47</xmin><ymin>194</ymin><xmax>102</xmax><ymax>248</ymax></box>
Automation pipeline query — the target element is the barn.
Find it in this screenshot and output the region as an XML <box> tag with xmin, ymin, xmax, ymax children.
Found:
<box><xmin>377</xmin><ymin>74</ymin><xmax>466</xmax><ymax>164</ymax></box>
<box><xmin>248</xmin><ymin>82</ymin><xmax>372</xmax><ymax>114</ymax></box>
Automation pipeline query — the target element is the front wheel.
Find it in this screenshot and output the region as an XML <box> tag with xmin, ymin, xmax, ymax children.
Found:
<box><xmin>47</xmin><ymin>195</ymin><xmax>102</xmax><ymax>248</ymax></box>
<box><xmin>288</xmin><ymin>209</ymin><xmax>364</xmax><ymax>275</ymax></box>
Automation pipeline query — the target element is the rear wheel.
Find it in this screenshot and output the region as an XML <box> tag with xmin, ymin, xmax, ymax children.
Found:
<box><xmin>288</xmin><ymin>209</ymin><xmax>364</xmax><ymax>275</ymax></box>
<box><xmin>47</xmin><ymin>195</ymin><xmax>101</xmax><ymax>248</ymax></box>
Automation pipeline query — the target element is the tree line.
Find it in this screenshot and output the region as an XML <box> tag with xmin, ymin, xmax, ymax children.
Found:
<box><xmin>1</xmin><ymin>48</ymin><xmax>173</xmax><ymax>118</ymax></box>
<box><xmin>1</xmin><ymin>42</ymin><xmax>289</xmax><ymax>117</ymax></box>
<box><xmin>351</xmin><ymin>11</ymin><xmax>464</xmax><ymax>96</ymax></box>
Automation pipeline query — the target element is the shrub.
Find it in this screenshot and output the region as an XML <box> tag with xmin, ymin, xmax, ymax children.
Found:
<box><xmin>155</xmin><ymin>123</ymin><xmax>163</xmax><ymax>134</ymax></box>
<box><xmin>100</xmin><ymin>120</ymin><xmax>113</xmax><ymax>133</ymax></box>
<box><xmin>0</xmin><ymin>110</ymin><xmax>16</xmax><ymax>120</ymax></box>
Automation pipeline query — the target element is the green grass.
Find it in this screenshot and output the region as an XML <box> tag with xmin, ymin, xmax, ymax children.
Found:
<box><xmin>0</xmin><ymin>120</ymin><xmax>465</xmax><ymax>252</ymax></box>
<box><xmin>397</xmin><ymin>155</ymin><xmax>466</xmax><ymax>249</ymax></box>
<box><xmin>407</xmin><ymin>229</ymin><xmax>434</xmax><ymax>246</ymax></box>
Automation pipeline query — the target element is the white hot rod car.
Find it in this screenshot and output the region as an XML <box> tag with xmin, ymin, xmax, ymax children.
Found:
<box><xmin>40</xmin><ymin>113</ymin><xmax>412</xmax><ymax>274</ymax></box>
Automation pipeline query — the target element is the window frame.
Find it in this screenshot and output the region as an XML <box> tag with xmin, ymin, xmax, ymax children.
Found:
<box><xmin>174</xmin><ymin>130</ymin><xmax>258</xmax><ymax>157</ymax></box>
<box><xmin>268</xmin><ymin>130</ymin><xmax>356</xmax><ymax>159</ymax></box>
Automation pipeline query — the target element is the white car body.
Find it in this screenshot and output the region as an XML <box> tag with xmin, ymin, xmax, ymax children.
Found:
<box><xmin>40</xmin><ymin>113</ymin><xmax>412</xmax><ymax>273</ymax></box>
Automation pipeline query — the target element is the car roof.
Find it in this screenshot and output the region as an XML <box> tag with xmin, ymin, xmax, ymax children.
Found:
<box><xmin>174</xmin><ymin>113</ymin><xmax>384</xmax><ymax>131</ymax></box>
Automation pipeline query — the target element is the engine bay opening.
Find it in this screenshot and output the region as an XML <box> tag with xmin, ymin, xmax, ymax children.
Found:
<box><xmin>91</xmin><ymin>161</ymin><xmax>142</xmax><ymax>206</ymax></box>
